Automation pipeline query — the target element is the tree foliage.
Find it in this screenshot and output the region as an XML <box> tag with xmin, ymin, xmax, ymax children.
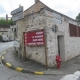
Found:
<box><xmin>76</xmin><ymin>13</ymin><xmax>80</xmax><ymax>22</ymax></box>
<box><xmin>0</xmin><ymin>19</ymin><xmax>15</xmax><ymax>25</ymax></box>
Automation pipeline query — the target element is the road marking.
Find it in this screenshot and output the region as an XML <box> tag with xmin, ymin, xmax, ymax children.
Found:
<box><xmin>60</xmin><ymin>71</ymin><xmax>80</xmax><ymax>80</ymax></box>
<box><xmin>74</xmin><ymin>71</ymin><xmax>80</xmax><ymax>76</ymax></box>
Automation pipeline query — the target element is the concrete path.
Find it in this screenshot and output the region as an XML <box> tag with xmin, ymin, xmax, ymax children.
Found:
<box><xmin>3</xmin><ymin>48</ymin><xmax>46</xmax><ymax>73</ymax></box>
<box><xmin>2</xmin><ymin>47</ymin><xmax>80</xmax><ymax>75</ymax></box>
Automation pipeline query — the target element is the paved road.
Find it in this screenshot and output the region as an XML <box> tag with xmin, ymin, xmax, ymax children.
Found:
<box><xmin>0</xmin><ymin>41</ymin><xmax>14</xmax><ymax>53</ymax></box>
<box><xmin>0</xmin><ymin>41</ymin><xmax>63</xmax><ymax>80</ymax></box>
<box><xmin>1</xmin><ymin>42</ymin><xmax>80</xmax><ymax>80</ymax></box>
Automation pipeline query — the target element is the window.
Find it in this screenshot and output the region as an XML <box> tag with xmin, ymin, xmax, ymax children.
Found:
<box><xmin>69</xmin><ymin>23</ymin><xmax>77</xmax><ymax>37</ymax></box>
<box><xmin>78</xmin><ymin>27</ymin><xmax>80</xmax><ymax>37</ymax></box>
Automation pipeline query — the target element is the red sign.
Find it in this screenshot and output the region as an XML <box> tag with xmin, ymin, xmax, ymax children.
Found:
<box><xmin>24</xmin><ymin>30</ymin><xmax>44</xmax><ymax>46</ymax></box>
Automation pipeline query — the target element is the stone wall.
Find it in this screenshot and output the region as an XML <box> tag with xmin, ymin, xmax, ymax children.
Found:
<box><xmin>44</xmin><ymin>9</ymin><xmax>80</xmax><ymax>67</ymax></box>
<box><xmin>17</xmin><ymin>11</ymin><xmax>48</xmax><ymax>65</ymax></box>
<box><xmin>24</xmin><ymin>1</ymin><xmax>46</xmax><ymax>16</ymax></box>
<box><xmin>17</xmin><ymin>8</ymin><xmax>80</xmax><ymax>67</ymax></box>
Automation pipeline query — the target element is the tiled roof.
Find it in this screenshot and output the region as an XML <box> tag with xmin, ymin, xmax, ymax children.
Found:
<box><xmin>0</xmin><ymin>25</ymin><xmax>10</xmax><ymax>28</ymax></box>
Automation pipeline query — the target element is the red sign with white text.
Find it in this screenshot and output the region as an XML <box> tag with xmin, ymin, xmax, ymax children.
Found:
<box><xmin>24</xmin><ymin>30</ymin><xmax>44</xmax><ymax>46</ymax></box>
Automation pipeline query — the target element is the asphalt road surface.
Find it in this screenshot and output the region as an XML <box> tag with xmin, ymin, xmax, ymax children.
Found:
<box><xmin>0</xmin><ymin>41</ymin><xmax>80</xmax><ymax>80</ymax></box>
<box><xmin>0</xmin><ymin>41</ymin><xmax>14</xmax><ymax>53</ymax></box>
<box><xmin>0</xmin><ymin>41</ymin><xmax>64</xmax><ymax>80</ymax></box>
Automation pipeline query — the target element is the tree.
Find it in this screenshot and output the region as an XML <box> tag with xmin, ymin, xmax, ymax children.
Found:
<box><xmin>0</xmin><ymin>19</ymin><xmax>8</xmax><ymax>25</ymax></box>
<box><xmin>76</xmin><ymin>13</ymin><xmax>80</xmax><ymax>22</ymax></box>
<box><xmin>7</xmin><ymin>20</ymin><xmax>16</xmax><ymax>26</ymax></box>
<box><xmin>0</xmin><ymin>19</ymin><xmax>15</xmax><ymax>25</ymax></box>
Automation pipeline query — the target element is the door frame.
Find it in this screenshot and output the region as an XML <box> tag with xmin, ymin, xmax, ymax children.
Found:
<box><xmin>56</xmin><ymin>32</ymin><xmax>65</xmax><ymax>62</ymax></box>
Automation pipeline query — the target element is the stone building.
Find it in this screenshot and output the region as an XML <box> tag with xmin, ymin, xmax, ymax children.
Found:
<box><xmin>16</xmin><ymin>0</ymin><xmax>80</xmax><ymax>67</ymax></box>
<box><xmin>0</xmin><ymin>25</ymin><xmax>10</xmax><ymax>35</ymax></box>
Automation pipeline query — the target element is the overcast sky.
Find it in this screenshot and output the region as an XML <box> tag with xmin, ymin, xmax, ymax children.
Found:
<box><xmin>0</xmin><ymin>0</ymin><xmax>80</xmax><ymax>19</ymax></box>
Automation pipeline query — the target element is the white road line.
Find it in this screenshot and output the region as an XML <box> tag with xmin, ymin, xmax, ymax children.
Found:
<box><xmin>60</xmin><ymin>74</ymin><xmax>79</xmax><ymax>80</ymax></box>
<box><xmin>60</xmin><ymin>71</ymin><xmax>80</xmax><ymax>80</ymax></box>
<box><xmin>74</xmin><ymin>71</ymin><xmax>80</xmax><ymax>76</ymax></box>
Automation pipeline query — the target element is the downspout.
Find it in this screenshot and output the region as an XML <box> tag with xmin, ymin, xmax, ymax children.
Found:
<box><xmin>44</xmin><ymin>28</ymin><xmax>48</xmax><ymax>69</ymax></box>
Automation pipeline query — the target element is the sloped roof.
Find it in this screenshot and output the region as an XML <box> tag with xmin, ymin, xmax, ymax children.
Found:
<box><xmin>24</xmin><ymin>0</ymin><xmax>46</xmax><ymax>12</ymax></box>
<box><xmin>24</xmin><ymin>0</ymin><xmax>79</xmax><ymax>23</ymax></box>
<box><xmin>0</xmin><ymin>25</ymin><xmax>10</xmax><ymax>28</ymax></box>
<box><xmin>45</xmin><ymin>7</ymin><xmax>76</xmax><ymax>22</ymax></box>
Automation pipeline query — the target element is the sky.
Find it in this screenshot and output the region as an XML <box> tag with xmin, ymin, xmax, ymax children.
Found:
<box><xmin>0</xmin><ymin>0</ymin><xmax>80</xmax><ymax>19</ymax></box>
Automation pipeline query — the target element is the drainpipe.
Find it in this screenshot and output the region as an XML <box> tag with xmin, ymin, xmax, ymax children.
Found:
<box><xmin>44</xmin><ymin>28</ymin><xmax>48</xmax><ymax>69</ymax></box>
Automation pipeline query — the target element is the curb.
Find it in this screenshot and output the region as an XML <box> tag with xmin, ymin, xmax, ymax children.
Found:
<box><xmin>1</xmin><ymin>48</ymin><xmax>66</xmax><ymax>75</ymax></box>
<box><xmin>1</xmin><ymin>51</ymin><xmax>44</xmax><ymax>75</ymax></box>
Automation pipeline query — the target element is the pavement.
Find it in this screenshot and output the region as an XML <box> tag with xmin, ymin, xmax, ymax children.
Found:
<box><xmin>1</xmin><ymin>47</ymin><xmax>80</xmax><ymax>76</ymax></box>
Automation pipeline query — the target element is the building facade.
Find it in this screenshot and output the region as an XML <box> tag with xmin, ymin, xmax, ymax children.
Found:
<box><xmin>16</xmin><ymin>0</ymin><xmax>80</xmax><ymax>67</ymax></box>
<box><xmin>0</xmin><ymin>25</ymin><xmax>10</xmax><ymax>35</ymax></box>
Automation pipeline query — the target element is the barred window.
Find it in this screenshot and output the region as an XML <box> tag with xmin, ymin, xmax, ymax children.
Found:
<box><xmin>69</xmin><ymin>23</ymin><xmax>77</xmax><ymax>37</ymax></box>
<box><xmin>78</xmin><ymin>27</ymin><xmax>80</xmax><ymax>37</ymax></box>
